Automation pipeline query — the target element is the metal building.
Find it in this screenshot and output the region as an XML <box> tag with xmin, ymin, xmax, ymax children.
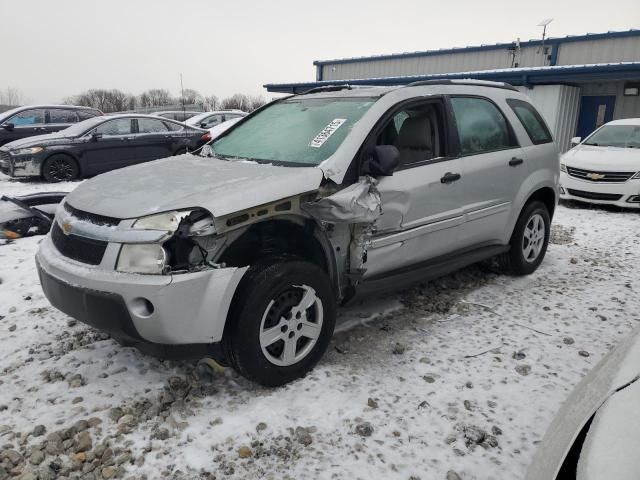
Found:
<box><xmin>265</xmin><ymin>30</ymin><xmax>640</xmax><ymax>151</ymax></box>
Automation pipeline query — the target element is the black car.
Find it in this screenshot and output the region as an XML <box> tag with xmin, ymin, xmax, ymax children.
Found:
<box><xmin>0</xmin><ymin>105</ymin><xmax>102</xmax><ymax>147</ymax></box>
<box><xmin>0</xmin><ymin>114</ymin><xmax>207</xmax><ymax>182</ymax></box>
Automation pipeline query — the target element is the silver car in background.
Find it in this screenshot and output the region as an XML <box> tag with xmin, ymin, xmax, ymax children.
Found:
<box><xmin>36</xmin><ymin>80</ymin><xmax>559</xmax><ymax>386</ymax></box>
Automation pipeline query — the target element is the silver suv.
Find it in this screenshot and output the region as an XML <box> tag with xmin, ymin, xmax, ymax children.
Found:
<box><xmin>36</xmin><ymin>80</ymin><xmax>559</xmax><ymax>386</ymax></box>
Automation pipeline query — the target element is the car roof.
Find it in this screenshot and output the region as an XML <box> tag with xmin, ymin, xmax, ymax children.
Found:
<box><xmin>290</xmin><ymin>80</ymin><xmax>518</xmax><ymax>100</ymax></box>
<box><xmin>606</xmin><ymin>118</ymin><xmax>640</xmax><ymax>126</ymax></box>
<box><xmin>152</xmin><ymin>110</ymin><xmax>202</xmax><ymax>114</ymax></box>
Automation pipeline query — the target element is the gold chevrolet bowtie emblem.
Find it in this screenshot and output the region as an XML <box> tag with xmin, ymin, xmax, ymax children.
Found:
<box><xmin>61</xmin><ymin>221</ymin><xmax>73</xmax><ymax>235</ymax></box>
<box><xmin>586</xmin><ymin>172</ymin><xmax>605</xmax><ymax>180</ymax></box>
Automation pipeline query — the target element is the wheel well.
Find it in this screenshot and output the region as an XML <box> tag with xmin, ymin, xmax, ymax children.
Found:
<box><xmin>41</xmin><ymin>152</ymin><xmax>80</xmax><ymax>176</ymax></box>
<box><xmin>218</xmin><ymin>219</ymin><xmax>329</xmax><ymax>273</ymax></box>
<box><xmin>525</xmin><ymin>187</ymin><xmax>556</xmax><ymax>219</ymax></box>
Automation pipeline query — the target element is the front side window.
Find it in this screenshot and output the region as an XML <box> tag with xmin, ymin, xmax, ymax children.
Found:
<box><xmin>95</xmin><ymin>119</ymin><xmax>132</xmax><ymax>136</ymax></box>
<box><xmin>375</xmin><ymin>102</ymin><xmax>445</xmax><ymax>167</ymax></box>
<box><xmin>48</xmin><ymin>109</ymin><xmax>78</xmax><ymax>124</ymax></box>
<box><xmin>8</xmin><ymin>109</ymin><xmax>46</xmax><ymax>126</ymax></box>
<box><xmin>137</xmin><ymin>118</ymin><xmax>169</xmax><ymax>133</ymax></box>
<box><xmin>212</xmin><ymin>97</ymin><xmax>375</xmax><ymax>165</ymax></box>
<box><xmin>450</xmin><ymin>97</ymin><xmax>517</xmax><ymax>155</ymax></box>
<box><xmin>583</xmin><ymin>125</ymin><xmax>640</xmax><ymax>149</ymax></box>
<box><xmin>507</xmin><ymin>99</ymin><xmax>552</xmax><ymax>144</ymax></box>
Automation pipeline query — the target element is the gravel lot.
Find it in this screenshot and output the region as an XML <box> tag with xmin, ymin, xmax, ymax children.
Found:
<box><xmin>1</xmin><ymin>173</ymin><xmax>639</xmax><ymax>480</ymax></box>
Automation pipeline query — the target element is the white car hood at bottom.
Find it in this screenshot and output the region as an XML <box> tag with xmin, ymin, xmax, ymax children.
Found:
<box><xmin>64</xmin><ymin>155</ymin><xmax>325</xmax><ymax>219</ymax></box>
<box><xmin>526</xmin><ymin>328</ymin><xmax>640</xmax><ymax>480</ymax></box>
<box><xmin>562</xmin><ymin>144</ymin><xmax>640</xmax><ymax>171</ymax></box>
<box><xmin>577</xmin><ymin>379</ymin><xmax>640</xmax><ymax>480</ymax></box>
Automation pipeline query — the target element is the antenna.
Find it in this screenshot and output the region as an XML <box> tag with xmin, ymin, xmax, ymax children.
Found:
<box><xmin>537</xmin><ymin>18</ymin><xmax>553</xmax><ymax>65</ymax></box>
<box><xmin>180</xmin><ymin>73</ymin><xmax>188</xmax><ymax>153</ymax></box>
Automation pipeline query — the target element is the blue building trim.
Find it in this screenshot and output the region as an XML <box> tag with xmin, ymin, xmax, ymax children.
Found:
<box><xmin>312</xmin><ymin>29</ymin><xmax>640</xmax><ymax>67</ymax></box>
<box><xmin>264</xmin><ymin>63</ymin><xmax>640</xmax><ymax>94</ymax></box>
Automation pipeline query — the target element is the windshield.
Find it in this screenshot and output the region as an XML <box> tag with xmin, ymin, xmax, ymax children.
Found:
<box><xmin>584</xmin><ymin>125</ymin><xmax>640</xmax><ymax>148</ymax></box>
<box><xmin>211</xmin><ymin>97</ymin><xmax>375</xmax><ymax>165</ymax></box>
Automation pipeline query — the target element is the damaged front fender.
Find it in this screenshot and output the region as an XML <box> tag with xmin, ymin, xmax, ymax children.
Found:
<box><xmin>301</xmin><ymin>176</ymin><xmax>382</xmax><ymax>224</ymax></box>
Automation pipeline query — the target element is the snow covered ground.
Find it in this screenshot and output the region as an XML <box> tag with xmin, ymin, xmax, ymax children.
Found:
<box><xmin>1</xmin><ymin>172</ymin><xmax>639</xmax><ymax>480</ymax></box>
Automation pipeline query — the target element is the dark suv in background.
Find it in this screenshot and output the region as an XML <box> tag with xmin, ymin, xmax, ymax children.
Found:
<box><xmin>0</xmin><ymin>105</ymin><xmax>102</xmax><ymax>146</ymax></box>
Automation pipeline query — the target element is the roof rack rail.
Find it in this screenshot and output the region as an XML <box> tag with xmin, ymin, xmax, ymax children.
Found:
<box><xmin>302</xmin><ymin>84</ymin><xmax>353</xmax><ymax>94</ymax></box>
<box><xmin>405</xmin><ymin>79</ymin><xmax>518</xmax><ymax>92</ymax></box>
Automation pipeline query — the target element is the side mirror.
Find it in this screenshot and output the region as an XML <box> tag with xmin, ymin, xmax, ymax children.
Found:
<box><xmin>363</xmin><ymin>145</ymin><xmax>400</xmax><ymax>176</ymax></box>
<box><xmin>1</xmin><ymin>122</ymin><xmax>15</xmax><ymax>131</ymax></box>
<box><xmin>199</xmin><ymin>122</ymin><xmax>207</xmax><ymax>128</ymax></box>
<box><xmin>91</xmin><ymin>132</ymin><xmax>103</xmax><ymax>141</ymax></box>
<box><xmin>570</xmin><ymin>136</ymin><xmax>581</xmax><ymax>147</ymax></box>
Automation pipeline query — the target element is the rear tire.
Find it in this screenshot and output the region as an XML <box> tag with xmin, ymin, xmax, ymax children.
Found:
<box><xmin>42</xmin><ymin>155</ymin><xmax>79</xmax><ymax>182</ymax></box>
<box><xmin>223</xmin><ymin>260</ymin><xmax>336</xmax><ymax>387</ymax></box>
<box><xmin>498</xmin><ymin>200</ymin><xmax>550</xmax><ymax>275</ymax></box>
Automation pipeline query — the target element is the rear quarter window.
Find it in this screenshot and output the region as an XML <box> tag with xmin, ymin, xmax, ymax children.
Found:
<box><xmin>507</xmin><ymin>99</ymin><xmax>553</xmax><ymax>145</ymax></box>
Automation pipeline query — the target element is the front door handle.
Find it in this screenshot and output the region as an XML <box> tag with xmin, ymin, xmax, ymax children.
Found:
<box><xmin>441</xmin><ymin>172</ymin><xmax>461</xmax><ymax>184</ymax></box>
<box><xmin>509</xmin><ymin>157</ymin><xmax>524</xmax><ymax>167</ymax></box>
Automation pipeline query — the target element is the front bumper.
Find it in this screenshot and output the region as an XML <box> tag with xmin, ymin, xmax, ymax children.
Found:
<box><xmin>559</xmin><ymin>171</ymin><xmax>640</xmax><ymax>209</ymax></box>
<box><xmin>36</xmin><ymin>234</ymin><xmax>248</xmax><ymax>355</ymax></box>
<box><xmin>0</xmin><ymin>151</ymin><xmax>42</xmax><ymax>178</ymax></box>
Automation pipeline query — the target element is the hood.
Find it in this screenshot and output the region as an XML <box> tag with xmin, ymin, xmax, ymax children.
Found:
<box><xmin>525</xmin><ymin>327</ymin><xmax>640</xmax><ymax>480</ymax></box>
<box><xmin>562</xmin><ymin>144</ymin><xmax>640</xmax><ymax>172</ymax></box>
<box><xmin>65</xmin><ymin>155</ymin><xmax>325</xmax><ymax>219</ymax></box>
<box><xmin>3</xmin><ymin>132</ymin><xmax>74</xmax><ymax>150</ymax></box>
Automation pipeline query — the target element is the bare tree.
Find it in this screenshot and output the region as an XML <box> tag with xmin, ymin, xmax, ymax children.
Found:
<box><xmin>220</xmin><ymin>93</ymin><xmax>267</xmax><ymax>112</ymax></box>
<box><xmin>179</xmin><ymin>88</ymin><xmax>202</xmax><ymax>106</ymax></box>
<box><xmin>140</xmin><ymin>89</ymin><xmax>174</xmax><ymax>107</ymax></box>
<box><xmin>202</xmin><ymin>95</ymin><xmax>219</xmax><ymax>110</ymax></box>
<box><xmin>0</xmin><ymin>87</ymin><xmax>25</xmax><ymax>106</ymax></box>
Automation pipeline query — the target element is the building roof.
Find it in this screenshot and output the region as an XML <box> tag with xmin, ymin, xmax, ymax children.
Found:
<box><xmin>312</xmin><ymin>29</ymin><xmax>640</xmax><ymax>66</ymax></box>
<box><xmin>265</xmin><ymin>62</ymin><xmax>640</xmax><ymax>94</ymax></box>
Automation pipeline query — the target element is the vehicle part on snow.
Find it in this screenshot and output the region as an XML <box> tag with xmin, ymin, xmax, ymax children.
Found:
<box><xmin>1</xmin><ymin>192</ymin><xmax>65</xmax><ymax>239</ymax></box>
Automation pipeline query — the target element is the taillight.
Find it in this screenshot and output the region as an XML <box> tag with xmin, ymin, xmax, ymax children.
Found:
<box><xmin>201</xmin><ymin>132</ymin><xmax>211</xmax><ymax>142</ymax></box>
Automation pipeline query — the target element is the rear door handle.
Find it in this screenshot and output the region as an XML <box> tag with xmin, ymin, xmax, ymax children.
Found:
<box><xmin>441</xmin><ymin>172</ymin><xmax>461</xmax><ymax>184</ymax></box>
<box><xmin>509</xmin><ymin>157</ymin><xmax>524</xmax><ymax>167</ymax></box>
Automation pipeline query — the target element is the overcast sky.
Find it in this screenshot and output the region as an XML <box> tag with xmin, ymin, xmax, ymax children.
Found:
<box><xmin>2</xmin><ymin>0</ymin><xmax>639</xmax><ymax>103</ymax></box>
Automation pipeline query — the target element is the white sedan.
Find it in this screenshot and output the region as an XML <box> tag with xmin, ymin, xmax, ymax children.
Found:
<box><xmin>526</xmin><ymin>327</ymin><xmax>640</xmax><ymax>480</ymax></box>
<box><xmin>559</xmin><ymin>119</ymin><xmax>640</xmax><ymax>209</ymax></box>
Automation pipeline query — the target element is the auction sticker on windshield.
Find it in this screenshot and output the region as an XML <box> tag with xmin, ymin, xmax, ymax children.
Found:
<box><xmin>310</xmin><ymin>118</ymin><xmax>347</xmax><ymax>148</ymax></box>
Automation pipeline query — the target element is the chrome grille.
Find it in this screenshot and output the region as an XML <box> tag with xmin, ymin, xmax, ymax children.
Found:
<box><xmin>566</xmin><ymin>166</ymin><xmax>634</xmax><ymax>183</ymax></box>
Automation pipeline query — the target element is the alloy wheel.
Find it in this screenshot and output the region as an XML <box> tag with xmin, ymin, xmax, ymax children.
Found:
<box><xmin>259</xmin><ymin>284</ymin><xmax>324</xmax><ymax>367</ymax></box>
<box><xmin>522</xmin><ymin>213</ymin><xmax>545</xmax><ymax>263</ymax></box>
<box><xmin>46</xmin><ymin>158</ymin><xmax>74</xmax><ymax>181</ymax></box>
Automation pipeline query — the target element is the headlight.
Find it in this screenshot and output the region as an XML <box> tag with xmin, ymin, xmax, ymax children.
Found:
<box><xmin>117</xmin><ymin>244</ymin><xmax>167</xmax><ymax>274</ymax></box>
<box><xmin>132</xmin><ymin>209</ymin><xmax>216</xmax><ymax>236</ymax></box>
<box><xmin>12</xmin><ymin>146</ymin><xmax>44</xmax><ymax>155</ymax></box>
<box><xmin>133</xmin><ymin>210</ymin><xmax>193</xmax><ymax>232</ymax></box>
<box><xmin>632</xmin><ymin>172</ymin><xmax>640</xmax><ymax>179</ymax></box>
<box><xmin>560</xmin><ymin>162</ymin><xmax>567</xmax><ymax>173</ymax></box>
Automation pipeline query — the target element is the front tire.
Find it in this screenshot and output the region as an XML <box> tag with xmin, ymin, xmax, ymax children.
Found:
<box><xmin>500</xmin><ymin>200</ymin><xmax>550</xmax><ymax>275</ymax></box>
<box><xmin>223</xmin><ymin>260</ymin><xmax>336</xmax><ymax>387</ymax></box>
<box><xmin>42</xmin><ymin>155</ymin><xmax>79</xmax><ymax>182</ymax></box>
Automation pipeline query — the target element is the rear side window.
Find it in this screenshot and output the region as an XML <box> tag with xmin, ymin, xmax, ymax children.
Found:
<box><xmin>95</xmin><ymin>119</ymin><xmax>132</xmax><ymax>136</ymax></box>
<box><xmin>137</xmin><ymin>118</ymin><xmax>169</xmax><ymax>133</ymax></box>
<box><xmin>450</xmin><ymin>97</ymin><xmax>518</xmax><ymax>155</ymax></box>
<box><xmin>163</xmin><ymin>121</ymin><xmax>183</xmax><ymax>132</ymax></box>
<box><xmin>48</xmin><ymin>109</ymin><xmax>78</xmax><ymax>124</ymax></box>
<box><xmin>507</xmin><ymin>99</ymin><xmax>552</xmax><ymax>144</ymax></box>
<box><xmin>77</xmin><ymin>110</ymin><xmax>100</xmax><ymax>121</ymax></box>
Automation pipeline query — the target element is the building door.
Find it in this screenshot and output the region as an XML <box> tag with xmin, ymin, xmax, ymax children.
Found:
<box><xmin>576</xmin><ymin>95</ymin><xmax>615</xmax><ymax>139</ymax></box>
